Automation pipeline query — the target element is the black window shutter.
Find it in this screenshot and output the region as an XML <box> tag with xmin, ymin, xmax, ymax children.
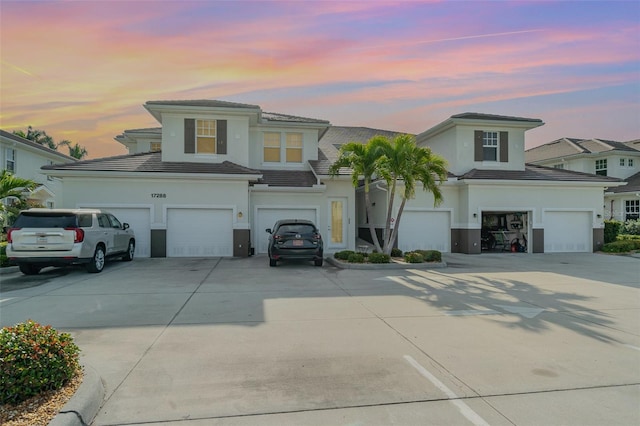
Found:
<box><xmin>499</xmin><ymin>131</ymin><xmax>509</xmax><ymax>162</ymax></box>
<box><xmin>217</xmin><ymin>120</ymin><xmax>227</xmax><ymax>154</ymax></box>
<box><xmin>184</xmin><ymin>119</ymin><xmax>195</xmax><ymax>154</ymax></box>
<box><xmin>474</xmin><ymin>130</ymin><xmax>483</xmax><ymax>161</ymax></box>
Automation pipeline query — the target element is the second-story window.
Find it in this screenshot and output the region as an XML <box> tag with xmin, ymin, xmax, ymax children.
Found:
<box><xmin>595</xmin><ymin>159</ymin><xmax>607</xmax><ymax>176</ymax></box>
<box><xmin>196</xmin><ymin>119</ymin><xmax>216</xmax><ymax>154</ymax></box>
<box><xmin>620</xmin><ymin>158</ymin><xmax>625</xmax><ymax>167</ymax></box>
<box><xmin>553</xmin><ymin>163</ymin><xmax>565</xmax><ymax>169</ymax></box>
<box><xmin>286</xmin><ymin>133</ymin><xmax>303</xmax><ymax>163</ymax></box>
<box><xmin>264</xmin><ymin>132</ymin><xmax>281</xmax><ymax>162</ymax></box>
<box><xmin>628</xmin><ymin>159</ymin><xmax>634</xmax><ymax>167</ymax></box>
<box><xmin>5</xmin><ymin>148</ymin><xmax>16</xmax><ymax>173</ymax></box>
<box><xmin>483</xmin><ymin>132</ymin><xmax>498</xmax><ymax>161</ymax></box>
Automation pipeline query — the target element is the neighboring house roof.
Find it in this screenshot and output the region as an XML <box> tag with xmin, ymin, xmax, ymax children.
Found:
<box><xmin>0</xmin><ymin>129</ymin><xmax>76</xmax><ymax>162</ymax></box>
<box><xmin>310</xmin><ymin>126</ymin><xmax>408</xmax><ymax>176</ymax></box>
<box><xmin>525</xmin><ymin>137</ymin><xmax>640</xmax><ymax>163</ymax></box>
<box><xmin>41</xmin><ymin>151</ymin><xmax>261</xmax><ymax>175</ymax></box>
<box><xmin>451</xmin><ymin>112</ymin><xmax>544</xmax><ymax>124</ymax></box>
<box><xmin>459</xmin><ymin>164</ymin><xmax>624</xmax><ymax>184</ymax></box>
<box><xmin>608</xmin><ymin>171</ymin><xmax>640</xmax><ymax>194</ymax></box>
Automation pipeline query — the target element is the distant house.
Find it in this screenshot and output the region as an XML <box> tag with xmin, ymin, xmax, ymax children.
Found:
<box><xmin>0</xmin><ymin>129</ymin><xmax>75</xmax><ymax>209</ymax></box>
<box><xmin>525</xmin><ymin>138</ymin><xmax>640</xmax><ymax>221</ymax></box>
<box><xmin>41</xmin><ymin>100</ymin><xmax>624</xmax><ymax>257</ymax></box>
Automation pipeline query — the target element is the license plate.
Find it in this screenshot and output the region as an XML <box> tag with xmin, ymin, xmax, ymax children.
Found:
<box><xmin>293</xmin><ymin>240</ymin><xmax>303</xmax><ymax>246</ymax></box>
<box><xmin>37</xmin><ymin>236</ymin><xmax>48</xmax><ymax>244</ymax></box>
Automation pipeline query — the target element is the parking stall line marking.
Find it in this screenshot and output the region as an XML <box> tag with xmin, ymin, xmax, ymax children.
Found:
<box><xmin>0</xmin><ymin>298</ymin><xmax>14</xmax><ymax>305</ymax></box>
<box><xmin>623</xmin><ymin>344</ymin><xmax>640</xmax><ymax>352</ymax></box>
<box><xmin>404</xmin><ymin>355</ymin><xmax>490</xmax><ymax>426</ymax></box>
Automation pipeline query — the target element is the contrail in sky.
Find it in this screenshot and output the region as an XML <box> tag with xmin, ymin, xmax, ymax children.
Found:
<box><xmin>2</xmin><ymin>61</ymin><xmax>34</xmax><ymax>76</ymax></box>
<box><xmin>417</xmin><ymin>29</ymin><xmax>546</xmax><ymax>45</ymax></box>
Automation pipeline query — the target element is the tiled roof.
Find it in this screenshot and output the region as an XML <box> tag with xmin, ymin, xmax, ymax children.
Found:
<box><xmin>0</xmin><ymin>130</ymin><xmax>76</xmax><ymax>162</ymax></box>
<box><xmin>451</xmin><ymin>112</ymin><xmax>543</xmax><ymax>123</ymax></box>
<box><xmin>255</xmin><ymin>170</ymin><xmax>318</xmax><ymax>187</ymax></box>
<box><xmin>608</xmin><ymin>171</ymin><xmax>640</xmax><ymax>194</ymax></box>
<box><xmin>42</xmin><ymin>151</ymin><xmax>261</xmax><ymax>175</ymax></box>
<box><xmin>526</xmin><ymin>137</ymin><xmax>639</xmax><ymax>162</ymax></box>
<box><xmin>310</xmin><ymin>126</ymin><xmax>407</xmax><ymax>175</ymax></box>
<box><xmin>460</xmin><ymin>164</ymin><xmax>624</xmax><ymax>183</ymax></box>
<box><xmin>262</xmin><ymin>112</ymin><xmax>330</xmax><ymax>125</ymax></box>
<box><xmin>145</xmin><ymin>99</ymin><xmax>261</xmax><ymax>109</ymax></box>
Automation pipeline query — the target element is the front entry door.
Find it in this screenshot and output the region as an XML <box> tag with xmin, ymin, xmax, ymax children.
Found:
<box><xmin>327</xmin><ymin>198</ymin><xmax>347</xmax><ymax>250</ymax></box>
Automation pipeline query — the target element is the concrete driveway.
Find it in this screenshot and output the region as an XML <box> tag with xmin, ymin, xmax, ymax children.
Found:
<box><xmin>1</xmin><ymin>253</ymin><xmax>639</xmax><ymax>425</ymax></box>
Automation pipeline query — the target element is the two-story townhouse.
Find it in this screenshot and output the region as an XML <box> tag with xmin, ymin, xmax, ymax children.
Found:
<box><xmin>359</xmin><ymin>113</ymin><xmax>624</xmax><ymax>254</ymax></box>
<box><xmin>42</xmin><ymin>101</ymin><xmax>624</xmax><ymax>258</ymax></box>
<box><xmin>43</xmin><ymin>100</ymin><xmax>357</xmax><ymax>258</ymax></box>
<box><xmin>525</xmin><ymin>138</ymin><xmax>640</xmax><ymax>221</ymax></box>
<box><xmin>1</xmin><ymin>129</ymin><xmax>75</xmax><ymax>210</ymax></box>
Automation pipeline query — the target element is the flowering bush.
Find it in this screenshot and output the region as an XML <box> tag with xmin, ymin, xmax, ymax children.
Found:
<box><xmin>0</xmin><ymin>320</ymin><xmax>80</xmax><ymax>404</ymax></box>
<box><xmin>404</xmin><ymin>252</ymin><xmax>425</xmax><ymax>263</ymax></box>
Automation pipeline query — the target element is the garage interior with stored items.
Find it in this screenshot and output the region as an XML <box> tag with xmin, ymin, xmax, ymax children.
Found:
<box><xmin>481</xmin><ymin>211</ymin><xmax>529</xmax><ymax>253</ymax></box>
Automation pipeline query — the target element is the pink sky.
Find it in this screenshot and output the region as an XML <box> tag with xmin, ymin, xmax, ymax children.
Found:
<box><xmin>1</xmin><ymin>1</ymin><xmax>639</xmax><ymax>159</ymax></box>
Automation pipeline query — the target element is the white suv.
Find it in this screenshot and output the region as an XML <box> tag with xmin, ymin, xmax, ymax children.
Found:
<box><xmin>5</xmin><ymin>208</ymin><xmax>135</xmax><ymax>275</ymax></box>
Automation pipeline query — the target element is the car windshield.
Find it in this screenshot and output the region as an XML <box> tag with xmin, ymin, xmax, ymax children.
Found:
<box><xmin>277</xmin><ymin>224</ymin><xmax>316</xmax><ymax>235</ymax></box>
<box><xmin>13</xmin><ymin>212</ymin><xmax>78</xmax><ymax>228</ymax></box>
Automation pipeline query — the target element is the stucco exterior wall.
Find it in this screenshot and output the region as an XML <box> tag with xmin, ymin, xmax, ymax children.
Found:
<box><xmin>160</xmin><ymin>113</ymin><xmax>251</xmax><ymax>166</ymax></box>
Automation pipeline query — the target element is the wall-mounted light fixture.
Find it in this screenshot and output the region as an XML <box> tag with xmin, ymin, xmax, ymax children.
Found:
<box><xmin>596</xmin><ymin>214</ymin><xmax>602</xmax><ymax>218</ymax></box>
<box><xmin>473</xmin><ymin>213</ymin><xmax>477</xmax><ymax>218</ymax></box>
<box><xmin>237</xmin><ymin>211</ymin><xmax>243</xmax><ymax>219</ymax></box>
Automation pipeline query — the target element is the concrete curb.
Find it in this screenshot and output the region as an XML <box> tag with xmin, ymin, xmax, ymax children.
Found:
<box><xmin>326</xmin><ymin>256</ymin><xmax>447</xmax><ymax>270</ymax></box>
<box><xmin>0</xmin><ymin>265</ymin><xmax>19</xmax><ymax>275</ymax></box>
<box><xmin>49</xmin><ymin>365</ymin><xmax>105</xmax><ymax>426</ymax></box>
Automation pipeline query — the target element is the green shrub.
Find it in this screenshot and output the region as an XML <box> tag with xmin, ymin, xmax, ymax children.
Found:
<box><xmin>368</xmin><ymin>252</ymin><xmax>391</xmax><ymax>263</ymax></box>
<box><xmin>0</xmin><ymin>320</ymin><xmax>81</xmax><ymax>404</ymax></box>
<box><xmin>390</xmin><ymin>247</ymin><xmax>403</xmax><ymax>257</ymax></box>
<box><xmin>413</xmin><ymin>250</ymin><xmax>442</xmax><ymax>262</ymax></box>
<box><xmin>622</xmin><ymin>219</ymin><xmax>640</xmax><ymax>235</ymax></box>
<box><xmin>618</xmin><ymin>234</ymin><xmax>640</xmax><ymax>241</ymax></box>
<box><xmin>347</xmin><ymin>253</ymin><xmax>365</xmax><ymax>263</ymax></box>
<box><xmin>334</xmin><ymin>250</ymin><xmax>355</xmax><ymax>260</ymax></box>
<box><xmin>602</xmin><ymin>240</ymin><xmax>636</xmax><ymax>253</ymax></box>
<box><xmin>0</xmin><ymin>242</ymin><xmax>8</xmax><ymax>267</ymax></box>
<box><xmin>604</xmin><ymin>220</ymin><xmax>622</xmax><ymax>244</ymax></box>
<box><xmin>404</xmin><ymin>252</ymin><xmax>424</xmax><ymax>263</ymax></box>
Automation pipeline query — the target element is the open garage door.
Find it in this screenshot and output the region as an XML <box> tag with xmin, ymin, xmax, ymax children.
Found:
<box><xmin>544</xmin><ymin>211</ymin><xmax>591</xmax><ymax>253</ymax></box>
<box><xmin>397</xmin><ymin>210</ymin><xmax>450</xmax><ymax>252</ymax></box>
<box><xmin>166</xmin><ymin>208</ymin><xmax>233</xmax><ymax>257</ymax></box>
<box><xmin>256</xmin><ymin>207</ymin><xmax>317</xmax><ymax>254</ymax></box>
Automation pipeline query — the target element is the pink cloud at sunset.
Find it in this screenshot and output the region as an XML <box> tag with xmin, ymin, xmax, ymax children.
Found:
<box><xmin>1</xmin><ymin>0</ymin><xmax>638</xmax><ymax>159</ymax></box>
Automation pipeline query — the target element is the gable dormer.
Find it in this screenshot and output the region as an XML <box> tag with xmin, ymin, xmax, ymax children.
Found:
<box><xmin>416</xmin><ymin>113</ymin><xmax>544</xmax><ymax>175</ymax></box>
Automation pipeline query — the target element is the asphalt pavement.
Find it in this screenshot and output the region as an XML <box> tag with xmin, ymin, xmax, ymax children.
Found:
<box><xmin>1</xmin><ymin>253</ymin><xmax>639</xmax><ymax>425</ymax></box>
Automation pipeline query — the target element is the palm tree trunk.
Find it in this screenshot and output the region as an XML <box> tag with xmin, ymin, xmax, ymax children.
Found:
<box><xmin>387</xmin><ymin>197</ymin><xmax>408</xmax><ymax>255</ymax></box>
<box><xmin>363</xmin><ymin>180</ymin><xmax>383</xmax><ymax>252</ymax></box>
<box><xmin>383</xmin><ymin>180</ymin><xmax>397</xmax><ymax>254</ymax></box>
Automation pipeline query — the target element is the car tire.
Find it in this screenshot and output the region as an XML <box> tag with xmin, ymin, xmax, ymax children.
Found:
<box><xmin>19</xmin><ymin>264</ymin><xmax>42</xmax><ymax>275</ymax></box>
<box><xmin>314</xmin><ymin>258</ymin><xmax>323</xmax><ymax>267</ymax></box>
<box><xmin>87</xmin><ymin>245</ymin><xmax>105</xmax><ymax>273</ymax></box>
<box><xmin>269</xmin><ymin>258</ymin><xmax>277</xmax><ymax>267</ymax></box>
<box><xmin>122</xmin><ymin>240</ymin><xmax>135</xmax><ymax>261</ymax></box>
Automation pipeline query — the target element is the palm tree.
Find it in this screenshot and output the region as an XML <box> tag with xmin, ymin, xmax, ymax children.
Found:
<box><xmin>329</xmin><ymin>137</ymin><xmax>389</xmax><ymax>252</ymax></box>
<box><xmin>377</xmin><ymin>134</ymin><xmax>448</xmax><ymax>255</ymax></box>
<box><xmin>0</xmin><ymin>170</ymin><xmax>37</xmax><ymax>226</ymax></box>
<box><xmin>14</xmin><ymin>126</ymin><xmax>56</xmax><ymax>149</ymax></box>
<box><xmin>58</xmin><ymin>140</ymin><xmax>88</xmax><ymax>159</ymax></box>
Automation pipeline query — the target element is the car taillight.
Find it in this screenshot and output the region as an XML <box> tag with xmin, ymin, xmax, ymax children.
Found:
<box><xmin>65</xmin><ymin>227</ymin><xmax>85</xmax><ymax>243</ymax></box>
<box><xmin>313</xmin><ymin>233</ymin><xmax>321</xmax><ymax>240</ymax></box>
<box><xmin>6</xmin><ymin>228</ymin><xmax>19</xmax><ymax>243</ymax></box>
<box><xmin>274</xmin><ymin>235</ymin><xmax>282</xmax><ymax>241</ymax></box>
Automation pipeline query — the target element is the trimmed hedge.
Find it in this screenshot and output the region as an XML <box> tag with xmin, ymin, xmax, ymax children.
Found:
<box><xmin>334</xmin><ymin>250</ymin><xmax>355</xmax><ymax>260</ymax></box>
<box><xmin>390</xmin><ymin>248</ymin><xmax>403</xmax><ymax>257</ymax></box>
<box><xmin>368</xmin><ymin>252</ymin><xmax>391</xmax><ymax>263</ymax></box>
<box><xmin>0</xmin><ymin>320</ymin><xmax>81</xmax><ymax>404</ymax></box>
<box><xmin>413</xmin><ymin>249</ymin><xmax>442</xmax><ymax>262</ymax></box>
<box><xmin>604</xmin><ymin>220</ymin><xmax>622</xmax><ymax>244</ymax></box>
<box><xmin>602</xmin><ymin>239</ymin><xmax>640</xmax><ymax>253</ymax></box>
<box><xmin>404</xmin><ymin>252</ymin><xmax>424</xmax><ymax>263</ymax></box>
<box><xmin>347</xmin><ymin>253</ymin><xmax>365</xmax><ymax>263</ymax></box>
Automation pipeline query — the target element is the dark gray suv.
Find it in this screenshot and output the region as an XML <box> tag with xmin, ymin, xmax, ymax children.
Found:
<box><xmin>266</xmin><ymin>219</ymin><xmax>323</xmax><ymax>267</ymax></box>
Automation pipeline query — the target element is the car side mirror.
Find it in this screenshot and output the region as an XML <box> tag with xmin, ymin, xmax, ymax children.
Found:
<box><xmin>123</xmin><ymin>223</ymin><xmax>130</xmax><ymax>230</ymax></box>
<box><xmin>265</xmin><ymin>228</ymin><xmax>272</xmax><ymax>234</ymax></box>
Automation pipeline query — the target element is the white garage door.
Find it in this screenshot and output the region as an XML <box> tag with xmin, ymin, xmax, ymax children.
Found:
<box><xmin>544</xmin><ymin>211</ymin><xmax>591</xmax><ymax>252</ymax></box>
<box><xmin>256</xmin><ymin>208</ymin><xmax>317</xmax><ymax>254</ymax></box>
<box><xmin>397</xmin><ymin>211</ymin><xmax>450</xmax><ymax>252</ymax></box>
<box><xmin>104</xmin><ymin>208</ymin><xmax>152</xmax><ymax>258</ymax></box>
<box><xmin>166</xmin><ymin>208</ymin><xmax>233</xmax><ymax>257</ymax></box>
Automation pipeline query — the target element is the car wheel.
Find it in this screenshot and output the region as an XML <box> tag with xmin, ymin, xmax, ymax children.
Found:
<box><xmin>123</xmin><ymin>240</ymin><xmax>135</xmax><ymax>261</ymax></box>
<box><xmin>19</xmin><ymin>264</ymin><xmax>41</xmax><ymax>275</ymax></box>
<box><xmin>87</xmin><ymin>245</ymin><xmax>105</xmax><ymax>273</ymax></box>
<box><xmin>314</xmin><ymin>258</ymin><xmax>323</xmax><ymax>267</ymax></box>
<box><xmin>269</xmin><ymin>258</ymin><xmax>277</xmax><ymax>267</ymax></box>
